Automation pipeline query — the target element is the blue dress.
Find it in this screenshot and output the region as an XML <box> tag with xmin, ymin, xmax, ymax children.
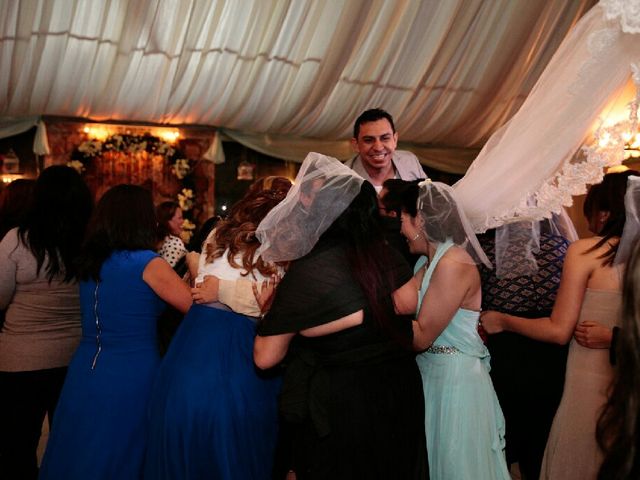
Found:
<box><xmin>416</xmin><ymin>241</ymin><xmax>510</xmax><ymax>480</ymax></box>
<box><xmin>39</xmin><ymin>250</ymin><xmax>165</xmax><ymax>480</ymax></box>
<box><xmin>143</xmin><ymin>304</ymin><xmax>282</xmax><ymax>480</ymax></box>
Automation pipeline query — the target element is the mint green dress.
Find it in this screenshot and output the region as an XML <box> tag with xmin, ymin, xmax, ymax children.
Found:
<box><xmin>416</xmin><ymin>240</ymin><xmax>510</xmax><ymax>480</ymax></box>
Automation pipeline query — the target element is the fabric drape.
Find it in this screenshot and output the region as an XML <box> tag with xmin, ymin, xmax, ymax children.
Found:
<box><xmin>0</xmin><ymin>0</ymin><xmax>594</xmax><ymax>172</ymax></box>
<box><xmin>454</xmin><ymin>1</ymin><xmax>640</xmax><ymax>232</ymax></box>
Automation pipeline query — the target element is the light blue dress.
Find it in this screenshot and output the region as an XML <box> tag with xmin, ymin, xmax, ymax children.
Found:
<box><xmin>416</xmin><ymin>240</ymin><xmax>510</xmax><ymax>480</ymax></box>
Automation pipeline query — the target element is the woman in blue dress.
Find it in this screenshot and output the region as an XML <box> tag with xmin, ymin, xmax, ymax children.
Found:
<box><xmin>143</xmin><ymin>176</ymin><xmax>291</xmax><ymax>480</ymax></box>
<box><xmin>383</xmin><ymin>179</ymin><xmax>510</xmax><ymax>480</ymax></box>
<box><xmin>39</xmin><ymin>184</ymin><xmax>192</xmax><ymax>480</ymax></box>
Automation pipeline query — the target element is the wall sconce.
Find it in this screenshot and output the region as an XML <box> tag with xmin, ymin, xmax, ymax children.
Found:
<box><xmin>1</xmin><ymin>149</ymin><xmax>23</xmax><ymax>183</ymax></box>
<box><xmin>237</xmin><ymin>160</ymin><xmax>255</xmax><ymax>180</ymax></box>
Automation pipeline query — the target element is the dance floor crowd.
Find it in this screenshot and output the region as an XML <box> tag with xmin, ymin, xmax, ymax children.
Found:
<box><xmin>1</xmin><ymin>109</ymin><xmax>639</xmax><ymax>480</ymax></box>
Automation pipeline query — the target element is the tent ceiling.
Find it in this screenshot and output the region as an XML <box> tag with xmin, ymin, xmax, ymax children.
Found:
<box><xmin>0</xmin><ymin>0</ymin><xmax>596</xmax><ymax>151</ymax></box>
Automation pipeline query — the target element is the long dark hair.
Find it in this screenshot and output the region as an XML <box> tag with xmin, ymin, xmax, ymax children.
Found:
<box><xmin>17</xmin><ymin>166</ymin><xmax>92</xmax><ymax>283</ymax></box>
<box><xmin>77</xmin><ymin>184</ymin><xmax>157</xmax><ymax>281</ymax></box>
<box><xmin>0</xmin><ymin>178</ymin><xmax>36</xmax><ymax>240</ymax></box>
<box><xmin>325</xmin><ymin>181</ymin><xmax>408</xmax><ymax>346</ymax></box>
<box><xmin>597</xmin><ymin>238</ymin><xmax>640</xmax><ymax>479</ymax></box>
<box><xmin>585</xmin><ymin>170</ymin><xmax>639</xmax><ymax>266</ymax></box>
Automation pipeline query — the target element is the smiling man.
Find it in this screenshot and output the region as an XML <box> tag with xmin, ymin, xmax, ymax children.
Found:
<box><xmin>346</xmin><ymin>108</ymin><xmax>426</xmax><ymax>193</ymax></box>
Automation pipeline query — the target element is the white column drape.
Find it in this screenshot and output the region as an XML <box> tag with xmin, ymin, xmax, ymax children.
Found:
<box><xmin>0</xmin><ymin>0</ymin><xmax>594</xmax><ymax>171</ymax></box>
<box><xmin>0</xmin><ymin>116</ymin><xmax>50</xmax><ymax>155</ymax></box>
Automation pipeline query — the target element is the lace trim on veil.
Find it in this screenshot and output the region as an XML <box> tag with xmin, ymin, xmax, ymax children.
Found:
<box><xmin>601</xmin><ymin>0</ymin><xmax>640</xmax><ymax>34</ymax></box>
<box><xmin>463</xmin><ymin>3</ymin><xmax>639</xmax><ymax>232</ymax></box>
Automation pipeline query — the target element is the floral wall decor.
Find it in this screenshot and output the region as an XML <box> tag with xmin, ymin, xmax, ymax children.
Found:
<box><xmin>69</xmin><ymin>132</ymin><xmax>199</xmax><ymax>243</ymax></box>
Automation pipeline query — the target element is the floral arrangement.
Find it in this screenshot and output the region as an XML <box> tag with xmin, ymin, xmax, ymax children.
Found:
<box><xmin>181</xmin><ymin>218</ymin><xmax>197</xmax><ymax>243</ymax></box>
<box><xmin>69</xmin><ymin>132</ymin><xmax>200</xmax><ymax>242</ymax></box>
<box><xmin>67</xmin><ymin>159</ymin><xmax>85</xmax><ymax>173</ymax></box>
<box><xmin>177</xmin><ymin>188</ymin><xmax>195</xmax><ymax>212</ymax></box>
<box><xmin>70</xmin><ymin>133</ymin><xmax>188</xmax><ymax>170</ymax></box>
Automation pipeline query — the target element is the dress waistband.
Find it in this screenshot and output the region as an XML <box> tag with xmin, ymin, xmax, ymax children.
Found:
<box><xmin>426</xmin><ymin>345</ymin><xmax>460</xmax><ymax>355</ymax></box>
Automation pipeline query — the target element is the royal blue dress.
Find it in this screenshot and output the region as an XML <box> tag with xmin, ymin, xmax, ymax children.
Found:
<box><xmin>143</xmin><ymin>304</ymin><xmax>282</xmax><ymax>480</ymax></box>
<box><xmin>39</xmin><ymin>250</ymin><xmax>165</xmax><ymax>480</ymax></box>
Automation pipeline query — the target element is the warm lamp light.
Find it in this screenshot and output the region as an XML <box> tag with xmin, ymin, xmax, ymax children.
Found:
<box><xmin>627</xmin><ymin>132</ymin><xmax>640</xmax><ymax>159</ymax></box>
<box><xmin>1</xmin><ymin>174</ymin><xmax>23</xmax><ymax>184</ymax></box>
<box><xmin>82</xmin><ymin>124</ymin><xmax>181</xmax><ymax>144</ymax></box>
<box><xmin>156</xmin><ymin>129</ymin><xmax>180</xmax><ymax>144</ymax></box>
<box><xmin>593</xmin><ymin>88</ymin><xmax>639</xmax><ymax>161</ymax></box>
<box><xmin>606</xmin><ymin>164</ymin><xmax>630</xmax><ymax>173</ymax></box>
<box><xmin>83</xmin><ymin>125</ymin><xmax>110</xmax><ymax>141</ymax></box>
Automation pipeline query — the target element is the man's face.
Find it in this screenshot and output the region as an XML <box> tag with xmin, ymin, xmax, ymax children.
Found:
<box><xmin>351</xmin><ymin>118</ymin><xmax>398</xmax><ymax>172</ymax></box>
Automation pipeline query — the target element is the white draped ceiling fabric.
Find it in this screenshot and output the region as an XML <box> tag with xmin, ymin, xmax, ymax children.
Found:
<box><xmin>0</xmin><ymin>0</ymin><xmax>596</xmax><ymax>175</ymax></box>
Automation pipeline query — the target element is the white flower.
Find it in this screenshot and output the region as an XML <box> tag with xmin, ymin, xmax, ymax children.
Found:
<box><xmin>171</xmin><ymin>158</ymin><xmax>191</xmax><ymax>179</ymax></box>
<box><xmin>180</xmin><ymin>230</ymin><xmax>194</xmax><ymax>243</ymax></box>
<box><xmin>156</xmin><ymin>142</ymin><xmax>169</xmax><ymax>154</ymax></box>
<box><xmin>177</xmin><ymin>188</ymin><xmax>194</xmax><ymax>211</ymax></box>
<box><xmin>66</xmin><ymin>160</ymin><xmax>85</xmax><ymax>174</ymax></box>
<box><xmin>78</xmin><ymin>140</ymin><xmax>103</xmax><ymax>156</ymax></box>
<box><xmin>127</xmin><ymin>141</ymin><xmax>147</xmax><ymax>153</ymax></box>
<box><xmin>182</xmin><ymin>218</ymin><xmax>196</xmax><ymax>230</ymax></box>
<box><xmin>179</xmin><ymin>219</ymin><xmax>196</xmax><ymax>243</ymax></box>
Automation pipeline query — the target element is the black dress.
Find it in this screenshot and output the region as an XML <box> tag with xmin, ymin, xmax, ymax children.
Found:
<box><xmin>258</xmin><ymin>234</ymin><xmax>428</xmax><ymax>480</ymax></box>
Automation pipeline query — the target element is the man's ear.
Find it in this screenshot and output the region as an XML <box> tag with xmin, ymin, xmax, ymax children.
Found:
<box><xmin>350</xmin><ymin>137</ymin><xmax>359</xmax><ymax>152</ymax></box>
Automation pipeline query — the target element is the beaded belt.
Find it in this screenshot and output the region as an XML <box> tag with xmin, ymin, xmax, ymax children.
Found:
<box><xmin>426</xmin><ymin>345</ymin><xmax>460</xmax><ymax>355</ymax></box>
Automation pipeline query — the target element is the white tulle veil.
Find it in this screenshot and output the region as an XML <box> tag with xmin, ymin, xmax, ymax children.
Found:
<box><xmin>255</xmin><ymin>152</ymin><xmax>364</xmax><ymax>263</ymax></box>
<box><xmin>453</xmin><ymin>1</ymin><xmax>640</xmax><ymax>233</ymax></box>
<box><xmin>416</xmin><ymin>180</ymin><xmax>492</xmax><ymax>268</ymax></box>
<box><xmin>615</xmin><ymin>175</ymin><xmax>640</xmax><ymax>265</ymax></box>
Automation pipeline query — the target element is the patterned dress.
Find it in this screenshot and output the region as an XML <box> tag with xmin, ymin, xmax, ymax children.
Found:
<box><xmin>478</xmin><ymin>232</ymin><xmax>569</xmax><ymax>480</ymax></box>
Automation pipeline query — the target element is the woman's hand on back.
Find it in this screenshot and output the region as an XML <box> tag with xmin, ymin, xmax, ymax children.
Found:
<box><xmin>574</xmin><ymin>321</ymin><xmax>613</xmax><ymax>349</ymax></box>
<box><xmin>479</xmin><ymin>310</ymin><xmax>507</xmax><ymax>335</ymax></box>
<box><xmin>191</xmin><ymin>275</ymin><xmax>220</xmax><ymax>304</ymax></box>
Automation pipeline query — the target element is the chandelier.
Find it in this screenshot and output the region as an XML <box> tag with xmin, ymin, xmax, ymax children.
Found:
<box><xmin>595</xmin><ymin>75</ymin><xmax>640</xmax><ymax>162</ymax></box>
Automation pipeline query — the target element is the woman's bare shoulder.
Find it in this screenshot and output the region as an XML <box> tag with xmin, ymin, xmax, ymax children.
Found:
<box><xmin>437</xmin><ymin>247</ymin><xmax>479</xmax><ymax>278</ymax></box>
<box><xmin>567</xmin><ymin>236</ymin><xmax>615</xmax><ymax>258</ymax></box>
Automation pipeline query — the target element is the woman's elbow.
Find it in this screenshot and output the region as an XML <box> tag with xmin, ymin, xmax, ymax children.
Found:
<box><xmin>253</xmin><ymin>340</ymin><xmax>279</xmax><ymax>370</ymax></box>
<box><xmin>547</xmin><ymin>327</ymin><xmax>573</xmax><ymax>345</ymax></box>
<box><xmin>412</xmin><ymin>322</ymin><xmax>431</xmax><ymax>351</ymax></box>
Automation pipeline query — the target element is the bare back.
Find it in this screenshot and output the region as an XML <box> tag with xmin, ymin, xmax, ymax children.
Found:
<box><xmin>577</xmin><ymin>237</ymin><xmax>623</xmax><ymax>292</ymax></box>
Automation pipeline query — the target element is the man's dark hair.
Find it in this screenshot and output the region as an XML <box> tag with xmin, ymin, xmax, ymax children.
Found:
<box><xmin>353</xmin><ymin>108</ymin><xmax>396</xmax><ymax>139</ymax></box>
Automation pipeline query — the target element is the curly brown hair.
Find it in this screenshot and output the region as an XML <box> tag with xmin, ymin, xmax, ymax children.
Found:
<box><xmin>205</xmin><ymin>176</ymin><xmax>291</xmax><ymax>278</ymax></box>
